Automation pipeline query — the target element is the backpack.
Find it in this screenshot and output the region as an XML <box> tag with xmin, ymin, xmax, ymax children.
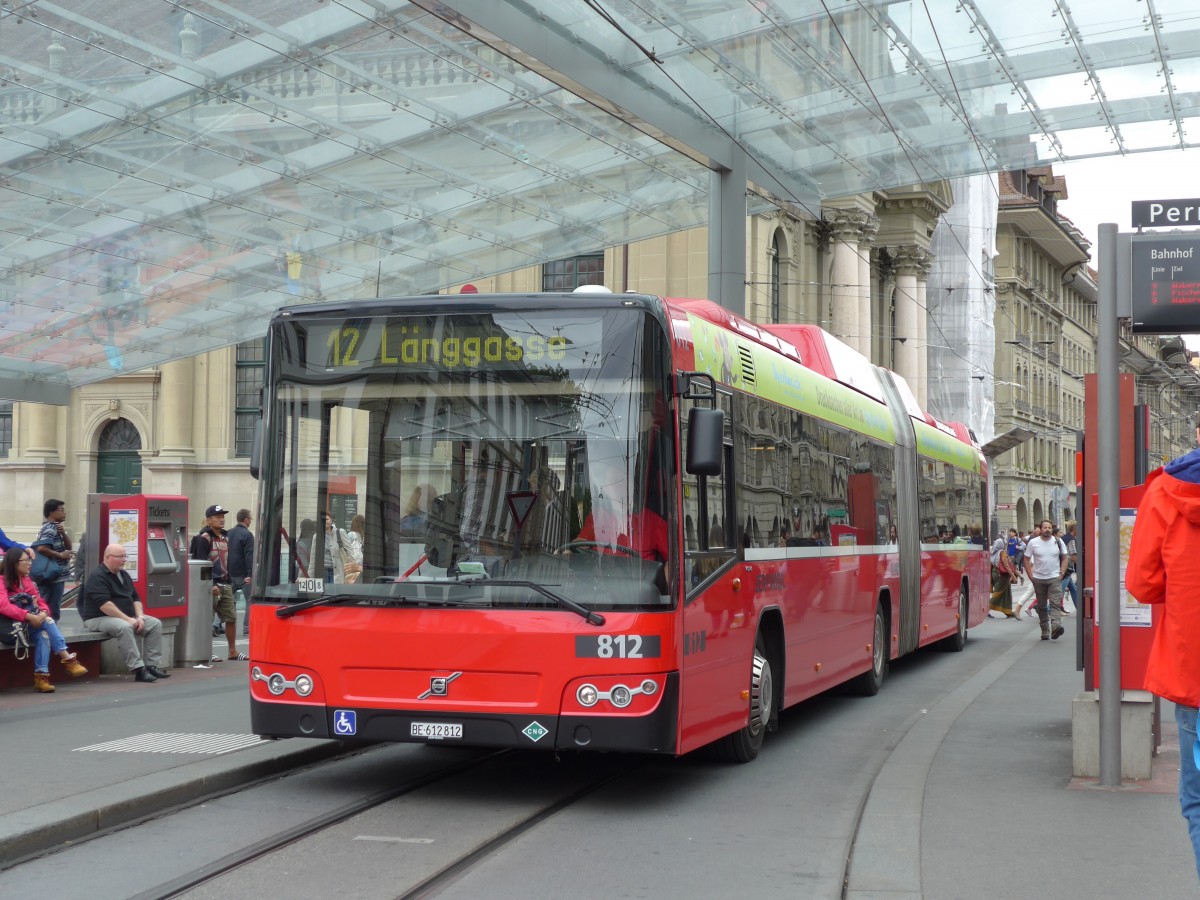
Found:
<box><xmin>189</xmin><ymin>531</ymin><xmax>210</xmax><ymax>560</ymax></box>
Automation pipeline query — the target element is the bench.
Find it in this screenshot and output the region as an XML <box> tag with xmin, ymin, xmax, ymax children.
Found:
<box><xmin>0</xmin><ymin>609</ymin><xmax>108</xmax><ymax>690</ymax></box>
<box><xmin>0</xmin><ymin>585</ymin><xmax>186</xmax><ymax>689</ymax></box>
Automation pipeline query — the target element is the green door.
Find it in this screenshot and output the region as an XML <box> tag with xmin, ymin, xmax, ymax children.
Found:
<box><xmin>96</xmin><ymin>452</ymin><xmax>141</xmax><ymax>494</ymax></box>
<box><xmin>96</xmin><ymin>419</ymin><xmax>143</xmax><ymax>494</ymax></box>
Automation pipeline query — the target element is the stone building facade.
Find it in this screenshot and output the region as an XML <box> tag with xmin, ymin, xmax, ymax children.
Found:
<box><xmin>991</xmin><ymin>167</ymin><xmax>1200</xmax><ymax>534</ymax></box>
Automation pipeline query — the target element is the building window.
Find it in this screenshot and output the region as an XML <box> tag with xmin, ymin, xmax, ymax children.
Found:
<box><xmin>235</xmin><ymin>339</ymin><xmax>265</xmax><ymax>457</ymax></box>
<box><xmin>0</xmin><ymin>402</ymin><xmax>11</xmax><ymax>456</ymax></box>
<box><xmin>771</xmin><ymin>230</ymin><xmax>784</xmax><ymax>324</ymax></box>
<box><xmin>98</xmin><ymin>417</ymin><xmax>142</xmax><ymax>451</ymax></box>
<box><xmin>542</xmin><ymin>254</ymin><xmax>604</xmax><ymax>291</ymax></box>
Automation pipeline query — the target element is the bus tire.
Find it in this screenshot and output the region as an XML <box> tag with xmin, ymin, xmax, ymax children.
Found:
<box><xmin>940</xmin><ymin>584</ymin><xmax>969</xmax><ymax>653</ymax></box>
<box><xmin>717</xmin><ymin>633</ymin><xmax>773</xmax><ymax>763</ymax></box>
<box><xmin>847</xmin><ymin>599</ymin><xmax>888</xmax><ymax>696</ymax></box>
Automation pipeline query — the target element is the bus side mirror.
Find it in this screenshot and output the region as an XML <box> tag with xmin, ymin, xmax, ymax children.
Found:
<box><xmin>686</xmin><ymin>407</ymin><xmax>723</xmax><ymax>476</ymax></box>
<box><xmin>249</xmin><ymin>419</ymin><xmax>262</xmax><ymax>480</ymax></box>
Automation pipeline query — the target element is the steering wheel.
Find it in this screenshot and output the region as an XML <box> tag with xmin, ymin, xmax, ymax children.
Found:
<box><xmin>558</xmin><ymin>540</ymin><xmax>640</xmax><ymax>559</ymax></box>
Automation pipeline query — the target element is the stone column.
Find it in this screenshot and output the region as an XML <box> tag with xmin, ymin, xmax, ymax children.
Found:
<box><xmin>891</xmin><ymin>246</ymin><xmax>922</xmax><ymax>396</ymax></box>
<box><xmin>333</xmin><ymin>408</ymin><xmax>355</xmax><ymax>465</ymax></box>
<box><xmin>158</xmin><ymin>359</ymin><xmax>195</xmax><ymax>457</ymax></box>
<box><xmin>857</xmin><ymin>217</ymin><xmax>879</xmax><ymax>358</ymax></box>
<box><xmin>802</xmin><ymin>226</ymin><xmax>824</xmax><ymax>327</ymax></box>
<box><xmin>827</xmin><ymin>210</ymin><xmax>868</xmax><ymax>349</ymax></box>
<box><xmin>916</xmin><ymin>251</ymin><xmax>934</xmax><ymax>410</ymax></box>
<box><xmin>24</xmin><ymin>403</ymin><xmax>60</xmax><ymax>460</ymax></box>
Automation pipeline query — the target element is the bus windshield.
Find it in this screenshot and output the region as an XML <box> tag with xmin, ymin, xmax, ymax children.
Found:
<box><xmin>258</xmin><ymin>304</ymin><xmax>675</xmax><ymax>612</ymax></box>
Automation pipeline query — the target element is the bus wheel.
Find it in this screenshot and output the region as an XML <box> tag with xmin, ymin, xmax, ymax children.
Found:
<box><xmin>718</xmin><ymin>634</ymin><xmax>773</xmax><ymax>763</ymax></box>
<box><xmin>848</xmin><ymin>600</ymin><xmax>888</xmax><ymax>696</ymax></box>
<box><xmin>940</xmin><ymin>585</ymin><xmax>969</xmax><ymax>652</ymax></box>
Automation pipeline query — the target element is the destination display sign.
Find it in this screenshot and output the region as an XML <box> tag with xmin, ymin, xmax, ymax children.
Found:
<box><xmin>1130</xmin><ymin>236</ymin><xmax>1200</xmax><ymax>333</ymax></box>
<box><xmin>298</xmin><ymin>313</ymin><xmax>594</xmax><ymax>373</ymax></box>
<box><xmin>1132</xmin><ymin>199</ymin><xmax>1200</xmax><ymax>229</ymax></box>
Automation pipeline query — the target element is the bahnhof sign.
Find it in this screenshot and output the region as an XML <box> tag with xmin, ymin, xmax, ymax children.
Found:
<box><xmin>1131</xmin><ymin>236</ymin><xmax>1200</xmax><ymax>334</ymax></box>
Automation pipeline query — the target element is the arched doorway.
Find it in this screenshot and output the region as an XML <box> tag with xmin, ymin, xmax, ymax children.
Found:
<box><xmin>96</xmin><ymin>418</ymin><xmax>142</xmax><ymax>494</ymax></box>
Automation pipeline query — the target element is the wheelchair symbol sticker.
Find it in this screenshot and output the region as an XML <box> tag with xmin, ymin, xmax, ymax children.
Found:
<box><xmin>333</xmin><ymin>710</ymin><xmax>356</xmax><ymax>736</ymax></box>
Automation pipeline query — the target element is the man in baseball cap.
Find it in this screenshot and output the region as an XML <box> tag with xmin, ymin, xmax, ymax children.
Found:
<box><xmin>191</xmin><ymin>504</ymin><xmax>245</xmax><ymax>660</ymax></box>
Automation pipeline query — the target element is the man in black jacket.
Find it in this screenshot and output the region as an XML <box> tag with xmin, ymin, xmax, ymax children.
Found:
<box><xmin>80</xmin><ymin>543</ymin><xmax>169</xmax><ymax>682</ymax></box>
<box><xmin>227</xmin><ymin>509</ymin><xmax>254</xmax><ymax>636</ymax></box>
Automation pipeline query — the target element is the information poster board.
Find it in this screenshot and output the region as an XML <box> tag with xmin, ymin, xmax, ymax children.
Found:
<box><xmin>1094</xmin><ymin>507</ymin><xmax>1151</xmax><ymax>626</ymax></box>
<box><xmin>108</xmin><ymin>508</ymin><xmax>140</xmax><ymax>582</ymax></box>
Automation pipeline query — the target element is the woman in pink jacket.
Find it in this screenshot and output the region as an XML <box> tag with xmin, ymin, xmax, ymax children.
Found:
<box><xmin>0</xmin><ymin>545</ymin><xmax>87</xmax><ymax>692</ymax></box>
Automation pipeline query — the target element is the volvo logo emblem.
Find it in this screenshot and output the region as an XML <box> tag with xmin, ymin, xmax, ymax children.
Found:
<box><xmin>418</xmin><ymin>672</ymin><xmax>462</xmax><ymax>700</ymax></box>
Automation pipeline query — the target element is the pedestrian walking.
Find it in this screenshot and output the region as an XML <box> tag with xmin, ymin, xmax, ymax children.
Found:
<box><xmin>1126</xmin><ymin>411</ymin><xmax>1200</xmax><ymax>883</ymax></box>
<box><xmin>227</xmin><ymin>508</ymin><xmax>254</xmax><ymax>636</ymax></box>
<box><xmin>989</xmin><ymin>535</ymin><xmax>1021</xmax><ymax>618</ymax></box>
<box><xmin>1061</xmin><ymin>520</ymin><xmax>1079</xmax><ymax>614</ymax></box>
<box><xmin>1022</xmin><ymin>519</ymin><xmax>1069</xmax><ymax>640</ymax></box>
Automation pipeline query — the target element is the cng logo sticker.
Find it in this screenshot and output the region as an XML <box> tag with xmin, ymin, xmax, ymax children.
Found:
<box><xmin>522</xmin><ymin>721</ymin><xmax>549</xmax><ymax>743</ymax></box>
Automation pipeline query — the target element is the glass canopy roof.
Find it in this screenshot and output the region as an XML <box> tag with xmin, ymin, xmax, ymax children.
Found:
<box><xmin>2</xmin><ymin>0</ymin><xmax>1197</xmax><ymax>402</ymax></box>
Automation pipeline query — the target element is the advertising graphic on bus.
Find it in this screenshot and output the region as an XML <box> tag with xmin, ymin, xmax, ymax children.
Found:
<box><xmin>247</xmin><ymin>291</ymin><xmax>989</xmax><ymax>761</ymax></box>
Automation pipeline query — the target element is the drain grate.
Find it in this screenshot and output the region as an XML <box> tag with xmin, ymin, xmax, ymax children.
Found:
<box><xmin>74</xmin><ymin>732</ymin><xmax>269</xmax><ymax>755</ymax></box>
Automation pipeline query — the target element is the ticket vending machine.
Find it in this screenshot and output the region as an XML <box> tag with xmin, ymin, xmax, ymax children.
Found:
<box><xmin>84</xmin><ymin>494</ymin><xmax>189</xmax><ymax>619</ymax></box>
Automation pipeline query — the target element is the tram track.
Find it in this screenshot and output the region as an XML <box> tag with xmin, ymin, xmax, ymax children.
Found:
<box><xmin>395</xmin><ymin>762</ymin><xmax>639</xmax><ymax>899</ymax></box>
<box><xmin>129</xmin><ymin>748</ymin><xmax>509</xmax><ymax>900</ymax></box>
<box><xmin>127</xmin><ymin>747</ymin><xmax>642</xmax><ymax>900</ymax></box>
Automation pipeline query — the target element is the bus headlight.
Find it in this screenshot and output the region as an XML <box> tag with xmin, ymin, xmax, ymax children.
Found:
<box><xmin>640</xmin><ymin>679</ymin><xmax>658</xmax><ymax>696</ymax></box>
<box><xmin>577</xmin><ymin>684</ymin><xmax>599</xmax><ymax>707</ymax></box>
<box><xmin>609</xmin><ymin>684</ymin><xmax>632</xmax><ymax>708</ymax></box>
<box><xmin>252</xmin><ymin>667</ymin><xmax>319</xmax><ymax>700</ymax></box>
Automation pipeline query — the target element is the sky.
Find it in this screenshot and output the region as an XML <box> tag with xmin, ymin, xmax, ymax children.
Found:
<box><xmin>1056</xmin><ymin>149</ymin><xmax>1196</xmax><ymax>254</ymax></box>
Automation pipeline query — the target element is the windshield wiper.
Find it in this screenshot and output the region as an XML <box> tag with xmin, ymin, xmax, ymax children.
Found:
<box><xmin>483</xmin><ymin>580</ymin><xmax>606</xmax><ymax>626</ymax></box>
<box><xmin>275</xmin><ymin>593</ymin><xmax>361</xmax><ymax>618</ymax></box>
<box><xmin>273</xmin><ymin>583</ymin><xmax>605</xmax><ymax>627</ymax></box>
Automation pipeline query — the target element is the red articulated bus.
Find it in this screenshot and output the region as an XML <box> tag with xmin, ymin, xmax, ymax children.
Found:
<box><xmin>248</xmin><ymin>290</ymin><xmax>989</xmax><ymax>761</ymax></box>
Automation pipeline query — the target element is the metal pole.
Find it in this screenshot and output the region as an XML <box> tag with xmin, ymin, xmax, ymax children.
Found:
<box><xmin>1097</xmin><ymin>223</ymin><xmax>1122</xmax><ymax>786</ymax></box>
<box><xmin>708</xmin><ymin>144</ymin><xmax>747</xmax><ymax>316</ymax></box>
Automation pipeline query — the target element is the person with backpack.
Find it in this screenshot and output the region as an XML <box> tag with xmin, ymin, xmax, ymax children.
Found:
<box><xmin>31</xmin><ymin>498</ymin><xmax>74</xmax><ymax>621</ymax></box>
<box><xmin>1022</xmin><ymin>519</ymin><xmax>1069</xmax><ymax>640</ymax></box>
<box><xmin>191</xmin><ymin>504</ymin><xmax>245</xmax><ymax>661</ymax></box>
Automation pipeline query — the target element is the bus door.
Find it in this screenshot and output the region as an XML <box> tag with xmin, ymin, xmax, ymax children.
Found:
<box><xmin>678</xmin><ymin>388</ymin><xmax>741</xmax><ymax>751</ymax></box>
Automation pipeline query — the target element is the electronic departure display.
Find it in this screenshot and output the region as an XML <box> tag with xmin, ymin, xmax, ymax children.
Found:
<box><xmin>1131</xmin><ymin>236</ymin><xmax>1200</xmax><ymax>334</ymax></box>
<box><xmin>300</xmin><ymin>314</ymin><xmax>588</xmax><ymax>373</ymax></box>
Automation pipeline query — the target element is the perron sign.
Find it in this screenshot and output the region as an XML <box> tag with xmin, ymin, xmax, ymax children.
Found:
<box><xmin>1132</xmin><ymin>199</ymin><xmax>1200</xmax><ymax>228</ymax></box>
